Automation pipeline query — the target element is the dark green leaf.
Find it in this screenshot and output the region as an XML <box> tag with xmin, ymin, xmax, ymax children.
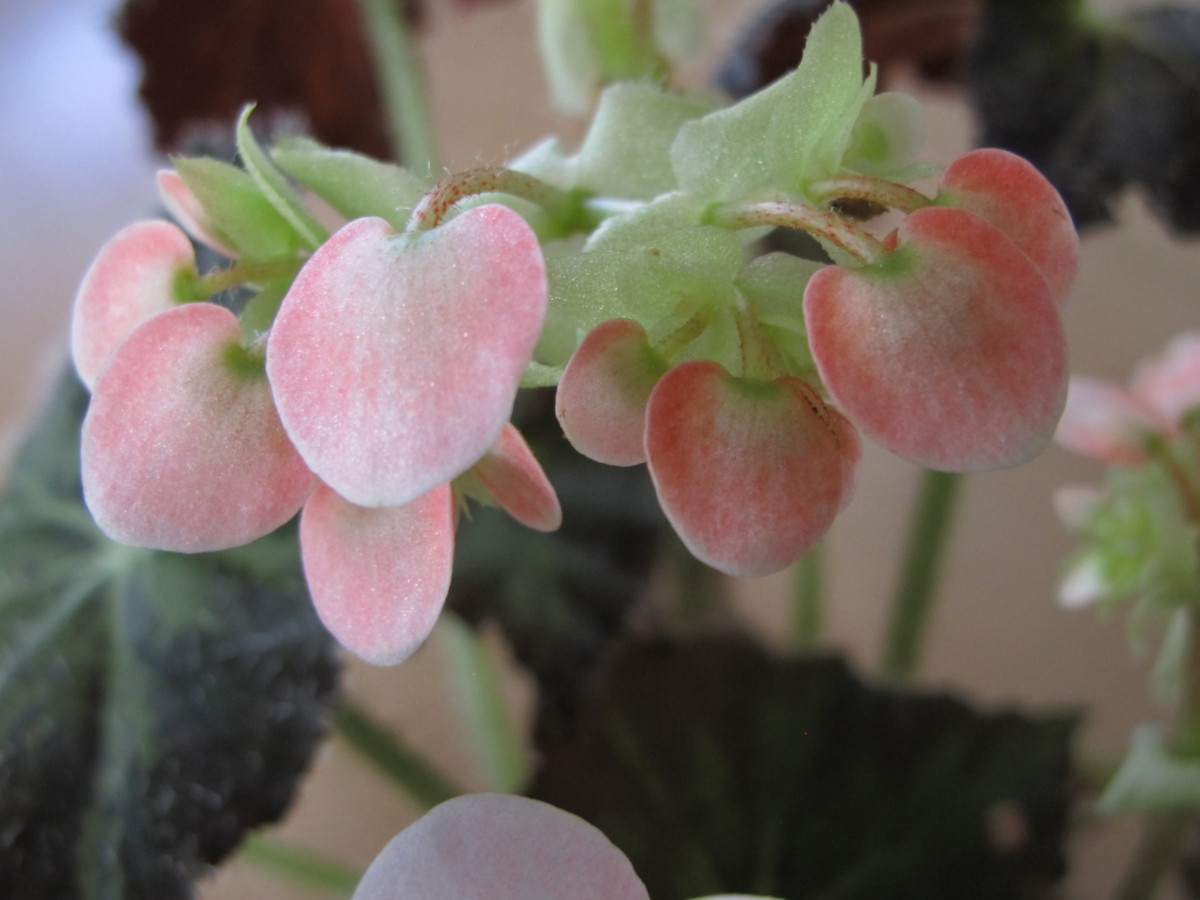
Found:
<box><xmin>969</xmin><ymin>0</ymin><xmax>1200</xmax><ymax>232</ymax></box>
<box><xmin>528</xmin><ymin>637</ymin><xmax>1077</xmax><ymax>900</ymax></box>
<box><xmin>0</xmin><ymin>371</ymin><xmax>340</xmax><ymax>900</ymax></box>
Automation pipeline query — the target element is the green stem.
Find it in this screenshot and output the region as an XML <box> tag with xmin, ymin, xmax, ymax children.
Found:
<box><xmin>332</xmin><ymin>700</ymin><xmax>462</xmax><ymax>808</ymax></box>
<box><xmin>439</xmin><ymin>613</ymin><xmax>529</xmax><ymax>791</ymax></box>
<box><xmin>808</xmin><ymin>175</ymin><xmax>934</xmax><ymax>214</ymax></box>
<box><xmin>1110</xmin><ymin>812</ymin><xmax>1193</xmax><ymax>900</ymax></box>
<box><xmin>881</xmin><ymin>468</ymin><xmax>962</xmax><ymax>681</ymax></box>
<box><xmin>793</xmin><ymin>544</ymin><xmax>824</xmax><ymax>649</ymax></box>
<box><xmin>356</xmin><ymin>0</ymin><xmax>439</xmax><ymax>175</ymax></box>
<box><xmin>706</xmin><ymin>200</ymin><xmax>886</xmax><ymax>264</ymax></box>
<box><xmin>406</xmin><ymin>167</ymin><xmax>584</xmax><ymax>233</ymax></box>
<box><xmin>240</xmin><ymin>834</ymin><xmax>361</xmax><ymax>897</ymax></box>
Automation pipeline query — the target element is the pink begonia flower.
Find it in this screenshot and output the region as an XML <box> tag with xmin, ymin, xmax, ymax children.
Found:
<box><xmin>352</xmin><ymin>793</ymin><xmax>786</xmax><ymax>900</ymax></box>
<box><xmin>351</xmin><ymin>794</ymin><xmax>650</xmax><ymax>900</ymax></box>
<box><xmin>1056</xmin><ymin>332</ymin><xmax>1200</xmax><ymax>465</ymax></box>
<box><xmin>71</xmin><ymin>219</ymin><xmax>197</xmax><ymax>389</ymax></box>
<box><xmin>156</xmin><ymin>169</ymin><xmax>240</xmax><ymax>258</ymax></box>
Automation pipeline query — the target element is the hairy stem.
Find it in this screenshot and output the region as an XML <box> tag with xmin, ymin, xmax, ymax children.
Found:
<box><xmin>793</xmin><ymin>544</ymin><xmax>824</xmax><ymax>649</ymax></box>
<box><xmin>706</xmin><ymin>200</ymin><xmax>886</xmax><ymax>264</ymax></box>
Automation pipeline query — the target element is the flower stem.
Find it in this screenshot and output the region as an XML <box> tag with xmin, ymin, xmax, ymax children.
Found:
<box><xmin>240</xmin><ymin>834</ymin><xmax>361</xmax><ymax>897</ymax></box>
<box><xmin>332</xmin><ymin>700</ymin><xmax>462</xmax><ymax>809</ymax></box>
<box><xmin>438</xmin><ymin>613</ymin><xmax>530</xmax><ymax>792</ymax></box>
<box><xmin>706</xmin><ymin>200</ymin><xmax>886</xmax><ymax>264</ymax></box>
<box><xmin>881</xmin><ymin>468</ymin><xmax>962</xmax><ymax>681</ymax></box>
<box><xmin>356</xmin><ymin>0</ymin><xmax>439</xmax><ymax>175</ymax></box>
<box><xmin>793</xmin><ymin>544</ymin><xmax>824</xmax><ymax>649</ymax></box>
<box><xmin>406</xmin><ymin>167</ymin><xmax>585</xmax><ymax>232</ymax></box>
<box><xmin>808</xmin><ymin>175</ymin><xmax>934</xmax><ymax>214</ymax></box>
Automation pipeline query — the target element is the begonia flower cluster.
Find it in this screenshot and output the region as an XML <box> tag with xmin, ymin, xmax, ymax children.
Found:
<box><xmin>71</xmin><ymin>1</ymin><xmax>1078</xmax><ymax>666</ymax></box>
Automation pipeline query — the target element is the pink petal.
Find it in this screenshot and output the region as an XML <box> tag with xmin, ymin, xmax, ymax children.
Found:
<box><xmin>804</xmin><ymin>206</ymin><xmax>1067</xmax><ymax>472</ymax></box>
<box><xmin>82</xmin><ymin>303</ymin><xmax>316</xmax><ymax>552</ymax></box>
<box><xmin>472</xmin><ymin>424</ymin><xmax>562</xmax><ymax>532</ymax></box>
<box><xmin>555</xmin><ymin>319</ymin><xmax>667</xmax><ymax>466</ymax></box>
<box><xmin>157</xmin><ymin>169</ymin><xmax>239</xmax><ymax>258</ymax></box>
<box><xmin>267</xmin><ymin>206</ymin><xmax>547</xmax><ymax>508</ymax></box>
<box><xmin>351</xmin><ymin>794</ymin><xmax>649</xmax><ymax>900</ymax></box>
<box><xmin>300</xmin><ymin>482</ymin><xmax>454</xmax><ymax>665</ymax></box>
<box><xmin>1054</xmin><ymin>376</ymin><xmax>1159</xmax><ymax>464</ymax></box>
<box><xmin>71</xmin><ymin>220</ymin><xmax>196</xmax><ymax>390</ymax></box>
<box><xmin>644</xmin><ymin>362</ymin><xmax>860</xmax><ymax>577</ymax></box>
<box><xmin>1130</xmin><ymin>332</ymin><xmax>1200</xmax><ymax>430</ymax></box>
<box><xmin>938</xmin><ymin>148</ymin><xmax>1079</xmax><ymax>304</ymax></box>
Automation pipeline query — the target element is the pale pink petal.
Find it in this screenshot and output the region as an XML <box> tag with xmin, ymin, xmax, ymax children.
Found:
<box><xmin>300</xmin><ymin>482</ymin><xmax>454</xmax><ymax>665</ymax></box>
<box><xmin>157</xmin><ymin>169</ymin><xmax>239</xmax><ymax>257</ymax></box>
<box><xmin>1054</xmin><ymin>377</ymin><xmax>1159</xmax><ymax>464</ymax></box>
<box><xmin>1052</xmin><ymin>484</ymin><xmax>1104</xmax><ymax>532</ymax></box>
<box><xmin>804</xmin><ymin>206</ymin><xmax>1066</xmax><ymax>472</ymax></box>
<box><xmin>82</xmin><ymin>303</ymin><xmax>316</xmax><ymax>552</ymax></box>
<box><xmin>71</xmin><ymin>220</ymin><xmax>196</xmax><ymax>390</ymax></box>
<box><xmin>644</xmin><ymin>362</ymin><xmax>860</xmax><ymax>577</ymax></box>
<box><xmin>268</xmin><ymin>206</ymin><xmax>547</xmax><ymax>508</ymax></box>
<box><xmin>938</xmin><ymin>148</ymin><xmax>1079</xmax><ymax>305</ymax></box>
<box><xmin>1130</xmin><ymin>332</ymin><xmax>1200</xmax><ymax>431</ymax></box>
<box><xmin>555</xmin><ymin>319</ymin><xmax>666</xmax><ymax>466</ymax></box>
<box><xmin>351</xmin><ymin>794</ymin><xmax>649</xmax><ymax>900</ymax></box>
<box><xmin>472</xmin><ymin>424</ymin><xmax>562</xmax><ymax>532</ymax></box>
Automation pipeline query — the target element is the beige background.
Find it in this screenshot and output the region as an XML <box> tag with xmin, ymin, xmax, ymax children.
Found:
<box><xmin>2</xmin><ymin>0</ymin><xmax>1199</xmax><ymax>897</ymax></box>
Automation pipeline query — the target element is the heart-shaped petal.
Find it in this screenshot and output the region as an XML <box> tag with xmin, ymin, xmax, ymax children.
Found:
<box><xmin>267</xmin><ymin>206</ymin><xmax>547</xmax><ymax>508</ymax></box>
<box><xmin>300</xmin><ymin>482</ymin><xmax>454</xmax><ymax>666</ymax></box>
<box><xmin>1055</xmin><ymin>376</ymin><xmax>1159</xmax><ymax>464</ymax></box>
<box><xmin>71</xmin><ymin>219</ymin><xmax>196</xmax><ymax>389</ymax></box>
<box><xmin>645</xmin><ymin>362</ymin><xmax>860</xmax><ymax>577</ymax></box>
<box><xmin>804</xmin><ymin>206</ymin><xmax>1066</xmax><ymax>471</ymax></box>
<box><xmin>82</xmin><ymin>303</ymin><xmax>316</xmax><ymax>552</ymax></box>
<box><xmin>938</xmin><ymin>148</ymin><xmax>1079</xmax><ymax>304</ymax></box>
<box><xmin>472</xmin><ymin>424</ymin><xmax>562</xmax><ymax>532</ymax></box>
<box><xmin>1131</xmin><ymin>332</ymin><xmax>1200</xmax><ymax>430</ymax></box>
<box><xmin>351</xmin><ymin>794</ymin><xmax>649</xmax><ymax>900</ymax></box>
<box><xmin>556</xmin><ymin>318</ymin><xmax>667</xmax><ymax>466</ymax></box>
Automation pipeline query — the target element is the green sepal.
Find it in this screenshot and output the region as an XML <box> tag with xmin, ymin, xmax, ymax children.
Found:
<box><xmin>234</xmin><ymin>106</ymin><xmax>328</xmax><ymax>249</ymax></box>
<box><xmin>172</xmin><ymin>156</ymin><xmax>304</xmax><ymax>262</ymax></box>
<box><xmin>273</xmin><ymin>136</ymin><xmax>429</xmax><ymax>231</ymax></box>
<box><xmin>670</xmin><ymin>1</ymin><xmax>875</xmax><ymax>202</ymax></box>
<box><xmin>1098</xmin><ymin>724</ymin><xmax>1200</xmax><ymax>813</ymax></box>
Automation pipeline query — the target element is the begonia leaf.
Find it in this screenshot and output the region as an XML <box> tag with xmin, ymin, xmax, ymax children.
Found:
<box><xmin>671</xmin><ymin>0</ymin><xmax>874</xmax><ymax>202</ymax></box>
<box><xmin>528</xmin><ymin>638</ymin><xmax>1077</xmax><ymax>900</ymax></box>
<box><xmin>267</xmin><ymin>206</ymin><xmax>546</xmax><ymax>508</ymax></box>
<box><xmin>352</xmin><ymin>793</ymin><xmax>649</xmax><ymax>900</ymax></box>
<box><xmin>0</xmin><ymin>370</ymin><xmax>339</xmax><ymax>900</ymax></box>
<box><xmin>273</xmin><ymin>137</ymin><xmax>430</xmax><ymax>230</ymax></box>
<box><xmin>968</xmin><ymin>0</ymin><xmax>1200</xmax><ymax>232</ymax></box>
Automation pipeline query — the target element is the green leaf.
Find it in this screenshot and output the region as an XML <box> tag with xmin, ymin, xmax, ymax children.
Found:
<box><xmin>172</xmin><ymin>156</ymin><xmax>304</xmax><ymax>262</ymax></box>
<box><xmin>670</xmin><ymin>0</ymin><xmax>875</xmax><ymax>202</ymax></box>
<box><xmin>0</xmin><ymin>371</ymin><xmax>340</xmax><ymax>900</ymax></box>
<box><xmin>272</xmin><ymin>136</ymin><xmax>429</xmax><ymax>231</ymax></box>
<box><xmin>1098</xmin><ymin>724</ymin><xmax>1200</xmax><ymax>813</ymax></box>
<box><xmin>528</xmin><ymin>638</ymin><xmax>1077</xmax><ymax>900</ymax></box>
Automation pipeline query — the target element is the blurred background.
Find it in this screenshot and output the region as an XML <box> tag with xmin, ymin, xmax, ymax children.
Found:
<box><xmin>1</xmin><ymin>0</ymin><xmax>1198</xmax><ymax>897</ymax></box>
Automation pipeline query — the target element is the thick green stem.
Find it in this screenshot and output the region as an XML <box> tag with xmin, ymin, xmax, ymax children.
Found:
<box><xmin>706</xmin><ymin>200</ymin><xmax>886</xmax><ymax>264</ymax></box>
<box><xmin>881</xmin><ymin>469</ymin><xmax>962</xmax><ymax>681</ymax></box>
<box><xmin>357</xmin><ymin>0</ymin><xmax>439</xmax><ymax>175</ymax></box>
<box><xmin>332</xmin><ymin>700</ymin><xmax>462</xmax><ymax>808</ymax></box>
<box><xmin>793</xmin><ymin>545</ymin><xmax>824</xmax><ymax>649</ymax></box>
<box><xmin>240</xmin><ymin>834</ymin><xmax>361</xmax><ymax>897</ymax></box>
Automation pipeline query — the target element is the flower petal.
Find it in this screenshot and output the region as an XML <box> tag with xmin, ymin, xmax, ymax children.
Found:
<box><xmin>82</xmin><ymin>303</ymin><xmax>316</xmax><ymax>552</ymax></box>
<box><xmin>71</xmin><ymin>220</ymin><xmax>195</xmax><ymax>390</ymax></box>
<box><xmin>645</xmin><ymin>362</ymin><xmax>860</xmax><ymax>577</ymax></box>
<box><xmin>267</xmin><ymin>206</ymin><xmax>547</xmax><ymax>508</ymax></box>
<box><xmin>300</xmin><ymin>482</ymin><xmax>454</xmax><ymax>666</ymax></box>
<box><xmin>1130</xmin><ymin>332</ymin><xmax>1200</xmax><ymax>430</ymax></box>
<box><xmin>1054</xmin><ymin>376</ymin><xmax>1159</xmax><ymax>464</ymax></box>
<box><xmin>938</xmin><ymin>148</ymin><xmax>1079</xmax><ymax>304</ymax></box>
<box><xmin>555</xmin><ymin>318</ymin><xmax>666</xmax><ymax>466</ymax></box>
<box><xmin>472</xmin><ymin>424</ymin><xmax>562</xmax><ymax>532</ymax></box>
<box><xmin>157</xmin><ymin>168</ymin><xmax>239</xmax><ymax>257</ymax></box>
<box><xmin>804</xmin><ymin>206</ymin><xmax>1066</xmax><ymax>471</ymax></box>
<box><xmin>351</xmin><ymin>794</ymin><xmax>649</xmax><ymax>900</ymax></box>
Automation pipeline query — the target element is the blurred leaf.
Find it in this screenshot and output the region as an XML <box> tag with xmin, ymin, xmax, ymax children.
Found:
<box><xmin>528</xmin><ymin>637</ymin><xmax>1077</xmax><ymax>900</ymax></box>
<box><xmin>447</xmin><ymin>390</ymin><xmax>663</xmax><ymax>745</ymax></box>
<box><xmin>0</xmin><ymin>371</ymin><xmax>340</xmax><ymax>900</ymax></box>
<box><xmin>968</xmin><ymin>0</ymin><xmax>1200</xmax><ymax>232</ymax></box>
